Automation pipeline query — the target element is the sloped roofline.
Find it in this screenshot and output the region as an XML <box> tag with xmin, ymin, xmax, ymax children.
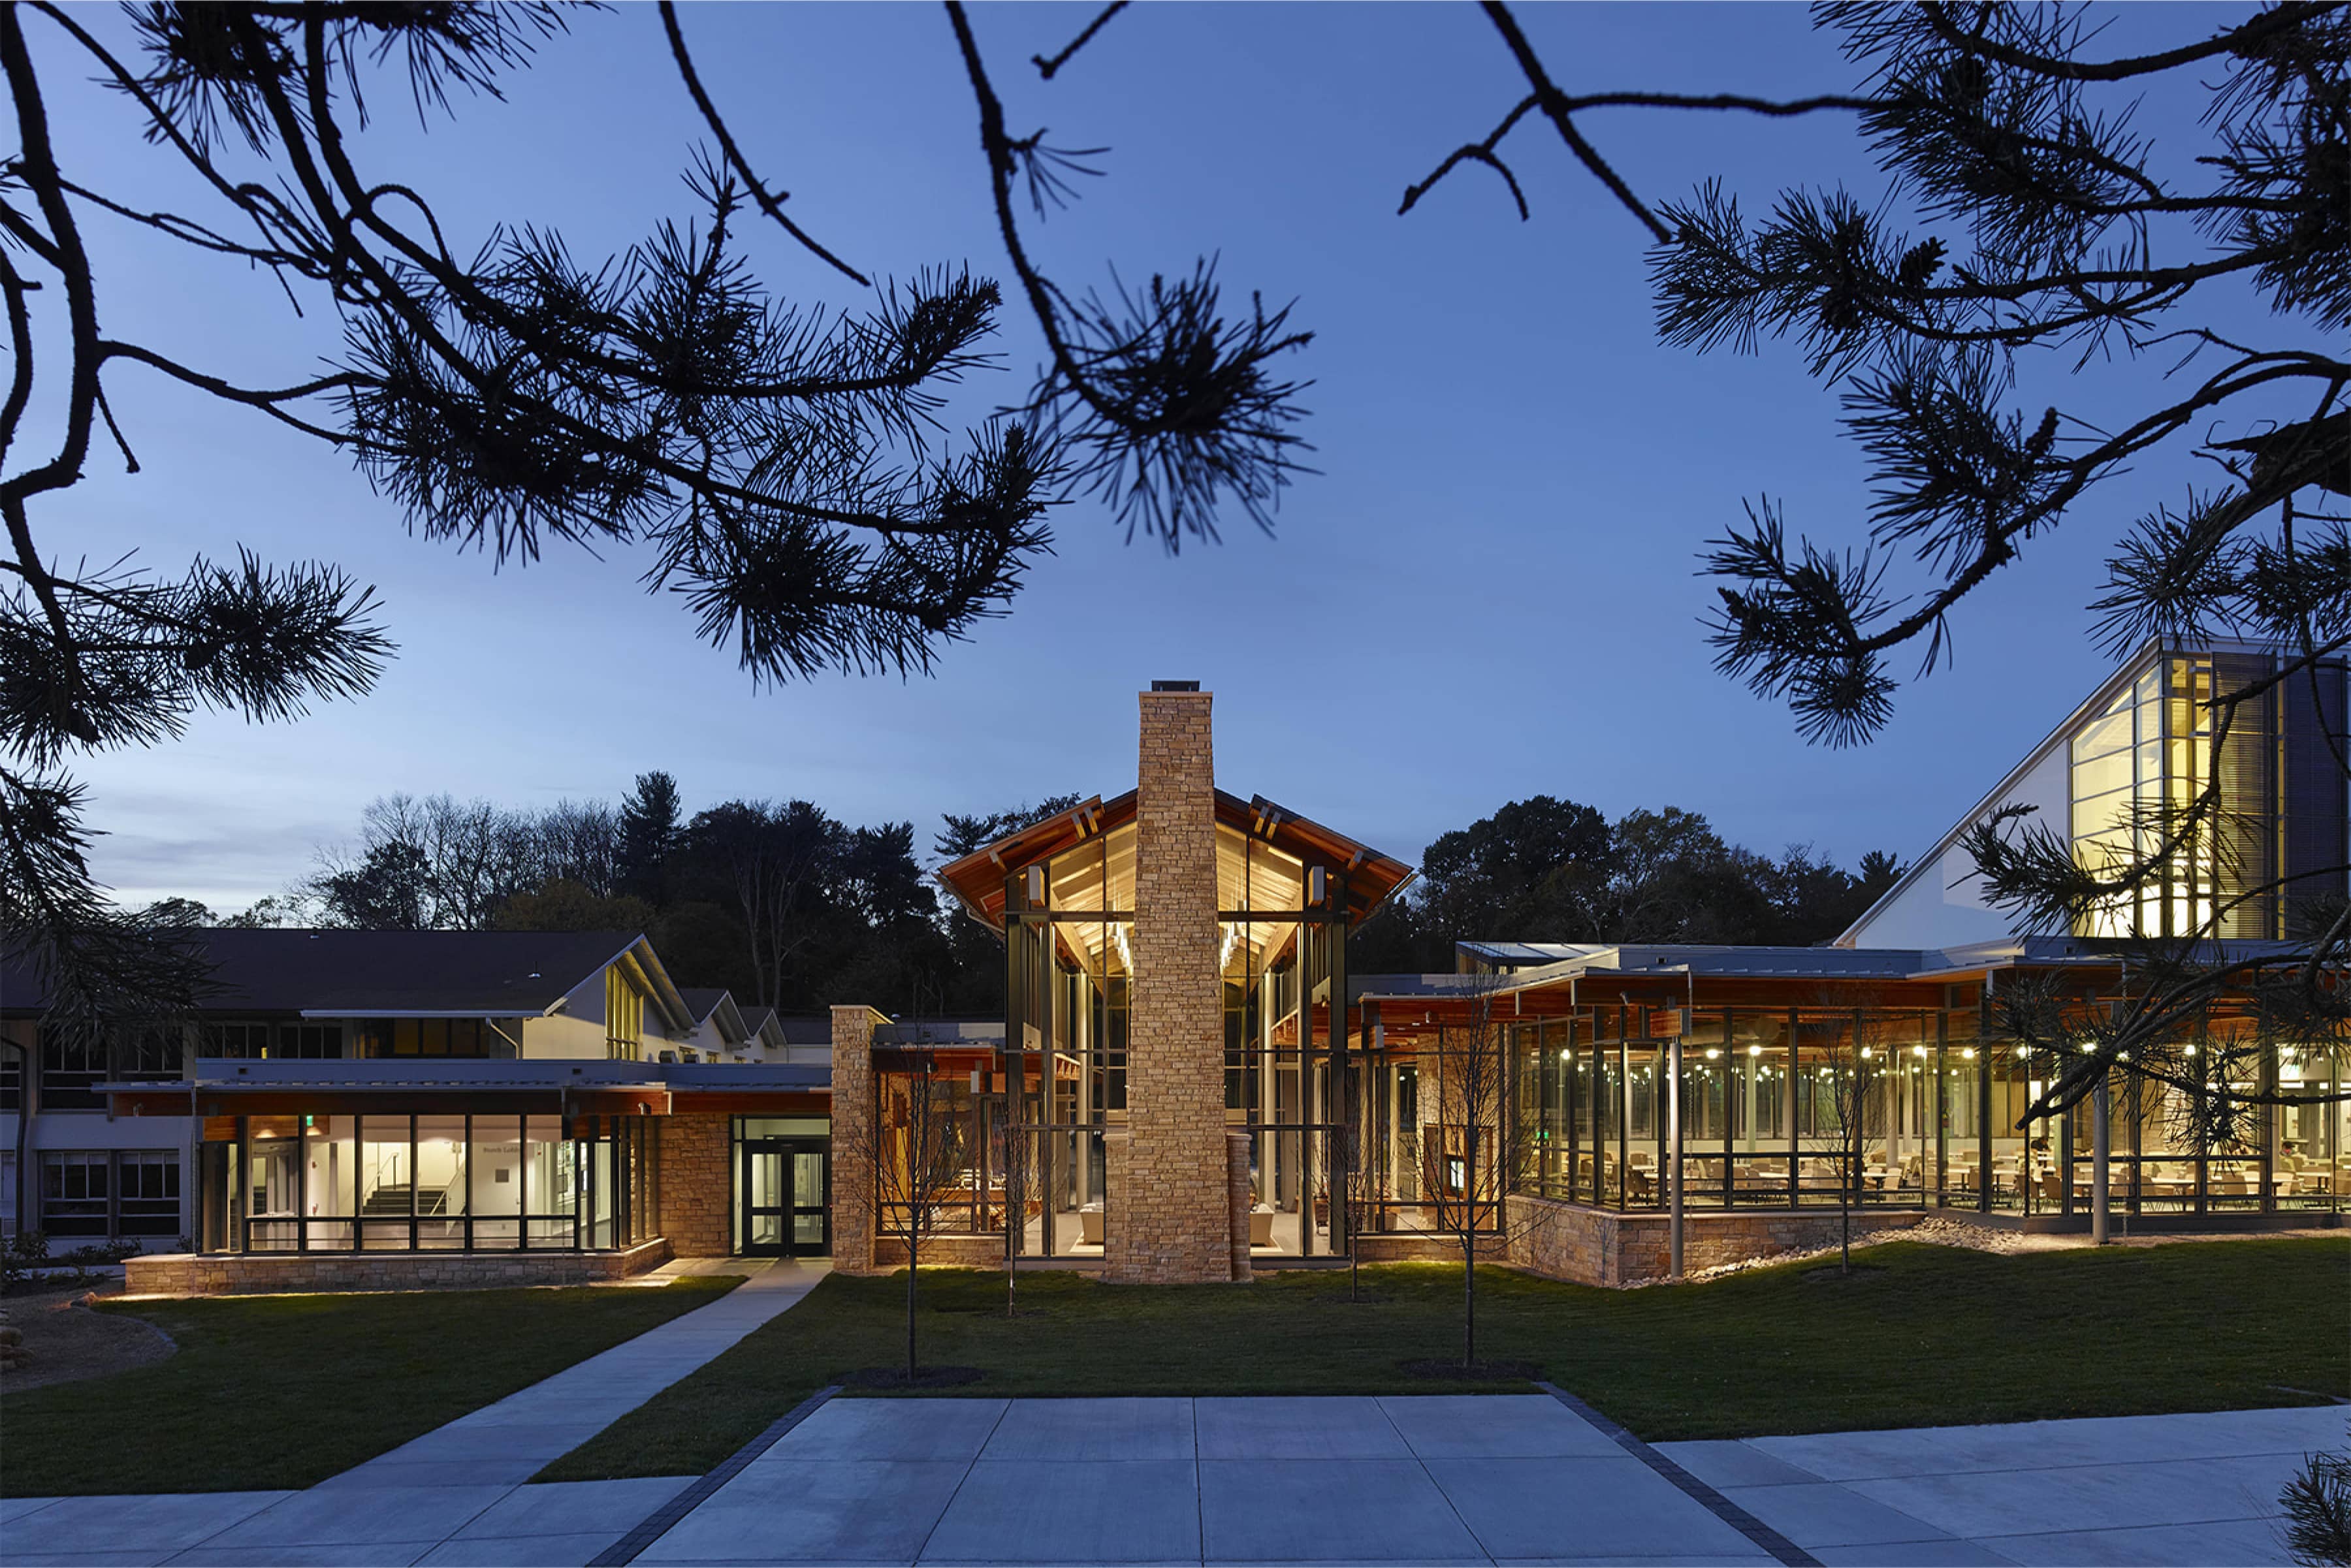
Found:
<box><xmin>596</xmin><ymin>933</ymin><xmax>696</xmax><ymax>1035</ymax></box>
<box><xmin>936</xmin><ymin>788</ymin><xmax>1415</xmax><ymax>934</ymax></box>
<box><xmin>1831</xmin><ymin>636</ymin><xmax>2285</xmax><ymax>947</ymax></box>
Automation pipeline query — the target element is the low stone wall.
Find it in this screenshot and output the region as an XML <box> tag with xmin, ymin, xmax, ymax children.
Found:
<box><xmin>868</xmin><ymin>1234</ymin><xmax>1004</xmax><ymax>1270</ymax></box>
<box><xmin>126</xmin><ymin>1238</ymin><xmax>673</xmax><ymax>1296</ymax></box>
<box><xmin>1506</xmin><ymin>1194</ymin><xmax>1923</xmax><ymax>1286</ymax></box>
<box><xmin>1353</xmin><ymin>1232</ymin><xmax>1508</xmax><ymax>1264</ymax></box>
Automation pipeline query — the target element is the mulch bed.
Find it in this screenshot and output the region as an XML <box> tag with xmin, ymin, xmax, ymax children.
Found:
<box><xmin>0</xmin><ymin>1287</ymin><xmax>176</xmax><ymax>1394</ymax></box>
<box><xmin>1398</xmin><ymin>1358</ymin><xmax>1540</xmax><ymax>1381</ymax></box>
<box><xmin>844</xmin><ymin>1364</ymin><xmax>986</xmax><ymax>1389</ymax></box>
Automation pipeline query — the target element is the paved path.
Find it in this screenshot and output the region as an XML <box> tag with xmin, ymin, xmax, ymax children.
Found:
<box><xmin>2</xmin><ymin>1259</ymin><xmax>826</xmax><ymax>1567</ymax></box>
<box><xmin>1659</xmin><ymin>1403</ymin><xmax>2351</xmax><ymax>1567</ymax></box>
<box><xmin>6</xmin><ymin>1386</ymin><xmax>2339</xmax><ymax>1565</ymax></box>
<box><xmin>620</xmin><ymin>1396</ymin><xmax>2346</xmax><ymax>1567</ymax></box>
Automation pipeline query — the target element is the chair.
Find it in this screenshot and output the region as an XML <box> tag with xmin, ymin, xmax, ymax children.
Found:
<box><xmin>1079</xmin><ymin>1202</ymin><xmax>1104</xmax><ymax>1246</ymax></box>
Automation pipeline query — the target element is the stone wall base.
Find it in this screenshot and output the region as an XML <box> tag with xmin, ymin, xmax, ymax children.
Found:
<box><xmin>125</xmin><ymin>1238</ymin><xmax>673</xmax><ymax>1296</ymax></box>
<box><xmin>1506</xmin><ymin>1194</ymin><xmax>1923</xmax><ymax>1286</ymax></box>
<box><xmin>1353</xmin><ymin>1232</ymin><xmax>1509</xmax><ymax>1264</ymax></box>
<box><xmin>869</xmin><ymin>1234</ymin><xmax>1004</xmax><ymax>1270</ymax></box>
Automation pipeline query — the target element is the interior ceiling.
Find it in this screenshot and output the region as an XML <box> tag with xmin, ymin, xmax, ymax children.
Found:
<box><xmin>1044</xmin><ymin>821</ymin><xmax>1305</xmax><ymax>972</ymax></box>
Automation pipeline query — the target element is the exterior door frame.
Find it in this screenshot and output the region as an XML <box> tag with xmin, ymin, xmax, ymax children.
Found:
<box><xmin>739</xmin><ymin>1136</ymin><xmax>829</xmax><ymax>1258</ymax></box>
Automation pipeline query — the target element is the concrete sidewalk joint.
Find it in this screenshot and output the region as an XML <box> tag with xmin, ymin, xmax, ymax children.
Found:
<box><xmin>590</xmin><ymin>1384</ymin><xmax>844</xmax><ymax>1567</ymax></box>
<box><xmin>1539</xmin><ymin>1381</ymin><xmax>1822</xmax><ymax>1568</ymax></box>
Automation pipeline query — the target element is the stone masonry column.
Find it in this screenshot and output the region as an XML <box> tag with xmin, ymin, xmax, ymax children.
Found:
<box><xmin>1105</xmin><ymin>685</ymin><xmax>1232</xmax><ymax>1283</ymax></box>
<box><xmin>1103</xmin><ymin>1128</ymin><xmax>1131</xmax><ymax>1267</ymax></box>
<box><xmin>1227</xmin><ymin>1130</ymin><xmax>1254</xmax><ymax>1283</ymax></box>
<box><xmin>830</xmin><ymin>1004</ymin><xmax>888</xmax><ymax>1275</ymax></box>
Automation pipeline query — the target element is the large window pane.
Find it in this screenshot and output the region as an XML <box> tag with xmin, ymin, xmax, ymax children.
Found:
<box><xmin>472</xmin><ymin>1115</ymin><xmax>522</xmax><ymax>1249</ymax></box>
<box><xmin>248</xmin><ymin>1117</ymin><xmax>300</xmax><ymax>1251</ymax></box>
<box><xmin>360</xmin><ymin>1114</ymin><xmax>413</xmax><ymax>1249</ymax></box>
<box><xmin>306</xmin><ymin>1113</ymin><xmax>355</xmax><ymax>1249</ymax></box>
<box><xmin>526</xmin><ymin>1114</ymin><xmax>575</xmax><ymax>1247</ymax></box>
<box><xmin>118</xmin><ymin>1151</ymin><xmax>182</xmax><ymax>1237</ymax></box>
<box><xmin>588</xmin><ymin>1133</ymin><xmax>615</xmax><ymax>1249</ymax></box>
<box><xmin>39</xmin><ymin>1151</ymin><xmax>109</xmax><ymax>1237</ymax></box>
<box><xmin>415</xmin><ymin>1114</ymin><xmax>468</xmax><ymax>1248</ymax></box>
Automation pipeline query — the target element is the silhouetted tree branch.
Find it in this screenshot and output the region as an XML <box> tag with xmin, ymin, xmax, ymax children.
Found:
<box><xmin>1404</xmin><ymin>0</ymin><xmax>2350</xmax><ymax>1121</ymax></box>
<box><xmin>3</xmin><ymin>2</ymin><xmax>1310</xmax><ymax>1022</ymax></box>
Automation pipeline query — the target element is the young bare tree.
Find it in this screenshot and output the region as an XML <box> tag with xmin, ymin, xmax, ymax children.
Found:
<box><xmin>1424</xmin><ymin>976</ymin><xmax>1516</xmax><ymax>1369</ymax></box>
<box><xmin>1826</xmin><ymin>1012</ymin><xmax>1889</xmax><ymax>1273</ymax></box>
<box><xmin>1341</xmin><ymin>1061</ymin><xmax>1375</xmax><ymax>1304</ymax></box>
<box><xmin>850</xmin><ymin>1038</ymin><xmax>970</xmax><ymax>1381</ymax></box>
<box><xmin>1000</xmin><ymin>1059</ymin><xmax>1030</xmax><ymax>1319</ymax></box>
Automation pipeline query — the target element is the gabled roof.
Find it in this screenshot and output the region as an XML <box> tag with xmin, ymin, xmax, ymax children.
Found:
<box><xmin>766</xmin><ymin>1014</ymin><xmax>836</xmax><ymax>1047</ymax></box>
<box><xmin>936</xmin><ymin>788</ymin><xmax>1413</xmax><ymax>933</ymax></box>
<box><xmin>677</xmin><ymin>986</ymin><xmax>748</xmax><ymax>1046</ymax></box>
<box><xmin>1</xmin><ymin>928</ymin><xmax>693</xmax><ymax>1032</ymax></box>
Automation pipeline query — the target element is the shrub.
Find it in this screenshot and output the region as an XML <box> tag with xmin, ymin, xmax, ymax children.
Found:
<box><xmin>2283</xmin><ymin>1445</ymin><xmax>2351</xmax><ymax>1567</ymax></box>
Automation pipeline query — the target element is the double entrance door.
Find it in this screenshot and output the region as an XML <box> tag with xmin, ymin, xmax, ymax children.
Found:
<box><xmin>740</xmin><ymin>1139</ymin><xmax>829</xmax><ymax>1256</ymax></box>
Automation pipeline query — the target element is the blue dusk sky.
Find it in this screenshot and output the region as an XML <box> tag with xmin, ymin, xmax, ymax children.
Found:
<box><xmin>25</xmin><ymin>2</ymin><xmax>2297</xmax><ymax>910</ymax></box>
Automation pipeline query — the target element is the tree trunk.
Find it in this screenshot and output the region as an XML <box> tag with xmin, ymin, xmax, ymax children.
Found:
<box><xmin>1842</xmin><ymin>1125</ymin><xmax>1854</xmax><ymax>1272</ymax></box>
<box><xmin>1463</xmin><ymin>1236</ymin><xmax>1477</xmax><ymax>1369</ymax></box>
<box><xmin>8</xmin><ymin>1040</ymin><xmax>29</xmax><ymax>1236</ymax></box>
<box><xmin>906</xmin><ymin>1232</ymin><xmax>919</xmax><ymax>1377</ymax></box>
<box><xmin>1462</xmin><ymin>1130</ymin><xmax>1479</xmax><ymax>1369</ymax></box>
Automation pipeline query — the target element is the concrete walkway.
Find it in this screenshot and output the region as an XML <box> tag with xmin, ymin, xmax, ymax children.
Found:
<box><xmin>6</xmin><ymin>1383</ymin><xmax>2340</xmax><ymax>1565</ymax></box>
<box><xmin>1659</xmin><ymin>1403</ymin><xmax>2351</xmax><ymax>1567</ymax></box>
<box><xmin>1</xmin><ymin>1258</ymin><xmax>825</xmax><ymax>1567</ymax></box>
<box><xmin>620</xmin><ymin>1396</ymin><xmax>2345</xmax><ymax>1567</ymax></box>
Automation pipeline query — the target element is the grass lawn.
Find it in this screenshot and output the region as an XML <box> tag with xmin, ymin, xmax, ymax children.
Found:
<box><xmin>542</xmin><ymin>1236</ymin><xmax>2349</xmax><ymax>1482</ymax></box>
<box><xmin>0</xmin><ymin>1276</ymin><xmax>740</xmax><ymax>1496</ymax></box>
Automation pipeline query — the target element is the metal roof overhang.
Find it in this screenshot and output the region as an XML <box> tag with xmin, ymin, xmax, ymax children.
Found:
<box><xmin>302</xmin><ymin>1009</ymin><xmax>551</xmax><ymax>1019</ymax></box>
<box><xmin>111</xmin><ymin>1084</ymin><xmax>675</xmax><ymax>1117</ymax></box>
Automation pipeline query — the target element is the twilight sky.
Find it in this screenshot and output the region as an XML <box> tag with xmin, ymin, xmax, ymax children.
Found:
<box><xmin>27</xmin><ymin>2</ymin><xmax>2296</xmax><ymax>912</ymax></box>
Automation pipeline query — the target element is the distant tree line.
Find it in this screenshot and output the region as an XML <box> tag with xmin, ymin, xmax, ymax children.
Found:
<box><xmin>1347</xmin><ymin>797</ymin><xmax>1903</xmax><ymax>974</ymax></box>
<box><xmin>150</xmin><ymin>779</ymin><xmax>1899</xmax><ymax>1017</ymax></box>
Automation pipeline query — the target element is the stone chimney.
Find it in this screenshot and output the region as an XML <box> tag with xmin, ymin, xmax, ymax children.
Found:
<box><xmin>1104</xmin><ymin>682</ymin><xmax>1232</xmax><ymax>1282</ymax></box>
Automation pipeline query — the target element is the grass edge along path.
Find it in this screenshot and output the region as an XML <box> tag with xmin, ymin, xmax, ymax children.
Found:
<box><xmin>541</xmin><ymin>1236</ymin><xmax>2349</xmax><ymax>1482</ymax></box>
<box><xmin>1</xmin><ymin>1275</ymin><xmax>742</xmax><ymax>1497</ymax></box>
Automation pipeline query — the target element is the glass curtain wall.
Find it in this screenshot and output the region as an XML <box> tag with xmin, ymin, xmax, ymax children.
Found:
<box><xmin>1501</xmin><ymin>1003</ymin><xmax>2344</xmax><ymax>1219</ymax></box>
<box><xmin>985</xmin><ymin>816</ymin><xmax>1341</xmax><ymax>1259</ymax></box>
<box><xmin>2073</xmin><ymin>652</ymin><xmax>2285</xmax><ymax>942</ymax></box>
<box><xmin>200</xmin><ymin>1112</ymin><xmax>655</xmax><ymax>1254</ymax></box>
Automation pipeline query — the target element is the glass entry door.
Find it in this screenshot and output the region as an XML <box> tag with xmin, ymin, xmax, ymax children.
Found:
<box><xmin>740</xmin><ymin>1139</ymin><xmax>829</xmax><ymax>1257</ymax></box>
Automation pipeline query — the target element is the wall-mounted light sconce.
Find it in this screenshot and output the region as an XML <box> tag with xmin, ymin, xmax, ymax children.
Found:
<box><xmin>1024</xmin><ymin>865</ymin><xmax>1045</xmax><ymax>905</ymax></box>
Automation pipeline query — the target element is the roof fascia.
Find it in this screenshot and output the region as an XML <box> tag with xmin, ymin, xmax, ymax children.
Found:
<box><xmin>301</xmin><ymin>1008</ymin><xmax>548</xmax><ymax>1019</ymax></box>
<box><xmin>611</xmin><ymin>936</ymin><xmax>694</xmax><ymax>1034</ymax></box>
